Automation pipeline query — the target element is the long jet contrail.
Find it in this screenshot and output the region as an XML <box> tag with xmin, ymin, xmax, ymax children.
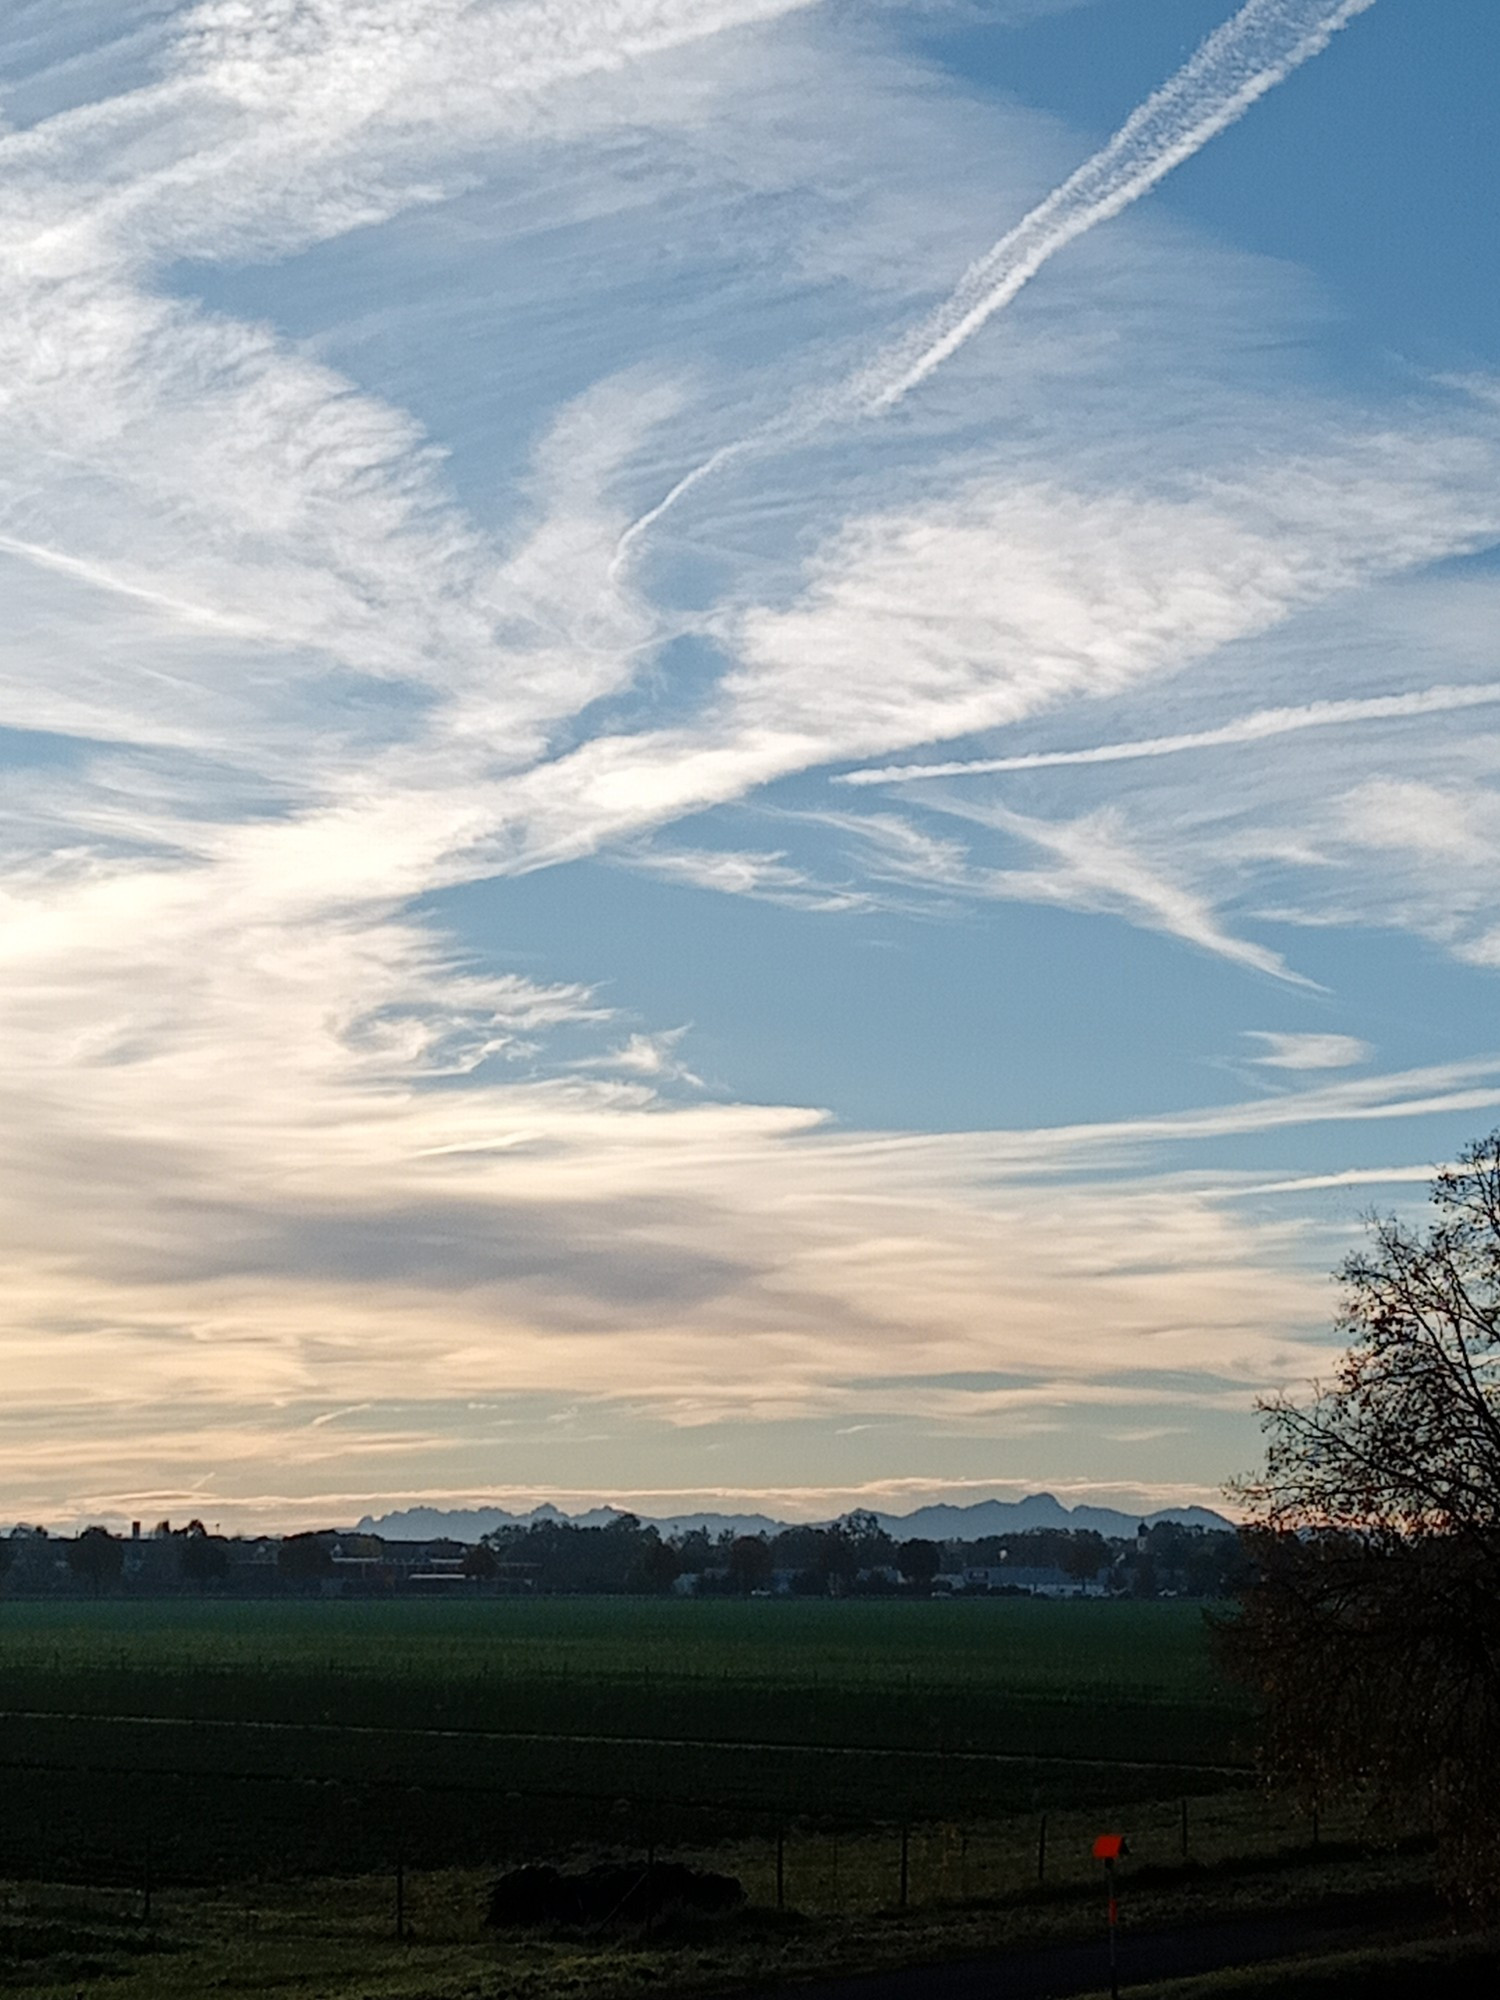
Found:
<box><xmin>851</xmin><ymin>0</ymin><xmax>1379</xmax><ymax>413</ymax></box>
<box><xmin>836</xmin><ymin>684</ymin><xmax>1500</xmax><ymax>787</ymax></box>
<box><xmin>612</xmin><ymin>0</ymin><xmax>1377</xmax><ymax>568</ymax></box>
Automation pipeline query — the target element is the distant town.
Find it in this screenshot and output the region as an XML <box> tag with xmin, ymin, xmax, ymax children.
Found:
<box><xmin>1</xmin><ymin>1495</ymin><xmax>1246</xmax><ymax>1601</ymax></box>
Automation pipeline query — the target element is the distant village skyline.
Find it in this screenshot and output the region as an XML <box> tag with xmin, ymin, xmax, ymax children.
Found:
<box><xmin>4</xmin><ymin>1494</ymin><xmax>1244</xmax><ymax>1604</ymax></box>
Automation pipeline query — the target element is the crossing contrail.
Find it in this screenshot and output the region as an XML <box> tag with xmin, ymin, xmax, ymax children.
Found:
<box><xmin>835</xmin><ymin>684</ymin><xmax>1500</xmax><ymax>787</ymax></box>
<box><xmin>608</xmin><ymin>440</ymin><xmax>757</xmax><ymax>580</ymax></box>
<box><xmin>612</xmin><ymin>0</ymin><xmax>1377</xmax><ymax>567</ymax></box>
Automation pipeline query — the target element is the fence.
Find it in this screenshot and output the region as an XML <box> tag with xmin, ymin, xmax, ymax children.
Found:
<box><xmin>0</xmin><ymin>1753</ymin><xmax>1339</xmax><ymax>1926</ymax></box>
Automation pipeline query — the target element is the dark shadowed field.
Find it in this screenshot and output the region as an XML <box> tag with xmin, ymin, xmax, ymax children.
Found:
<box><xmin>0</xmin><ymin>1598</ymin><xmax>1463</xmax><ymax>1997</ymax></box>
<box><xmin>0</xmin><ymin>1596</ymin><xmax>1252</xmax><ymax>1876</ymax></box>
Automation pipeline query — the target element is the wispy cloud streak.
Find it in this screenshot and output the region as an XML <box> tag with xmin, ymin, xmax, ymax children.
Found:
<box><xmin>838</xmin><ymin>683</ymin><xmax>1500</xmax><ymax>786</ymax></box>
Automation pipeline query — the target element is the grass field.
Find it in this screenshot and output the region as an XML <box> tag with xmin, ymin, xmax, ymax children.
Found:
<box><xmin>0</xmin><ymin>1824</ymin><xmax>1446</xmax><ymax>1999</ymax></box>
<box><xmin>0</xmin><ymin>1595</ymin><xmax>1237</xmax><ymax>1702</ymax></box>
<box><xmin>0</xmin><ymin>1592</ymin><xmax>1456</xmax><ymax>2000</ymax></box>
<box><xmin>0</xmin><ymin>1597</ymin><xmax>1254</xmax><ymax>1874</ymax></box>
<box><xmin>0</xmin><ymin>1592</ymin><xmax>1256</xmax><ymax>1872</ymax></box>
<box><xmin>0</xmin><ymin>1596</ymin><xmax>1250</xmax><ymax>1761</ymax></box>
<box><xmin>2</xmin><ymin>1596</ymin><xmax>1410</xmax><ymax>1997</ymax></box>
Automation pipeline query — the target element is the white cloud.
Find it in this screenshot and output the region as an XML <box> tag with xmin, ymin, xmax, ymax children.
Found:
<box><xmin>620</xmin><ymin>842</ymin><xmax>875</xmax><ymax>911</ymax></box>
<box><xmin>810</xmin><ymin>800</ymin><xmax>1303</xmax><ymax>978</ymax></box>
<box><xmin>921</xmin><ymin>797</ymin><xmax>1310</xmax><ymax>981</ymax></box>
<box><xmin>1244</xmin><ymin>1032</ymin><xmax>1372</xmax><ymax>1071</ymax></box>
<box><xmin>729</xmin><ymin>458</ymin><xmax>1495</xmax><ymax>756</ymax></box>
<box><xmin>578</xmin><ymin>1029</ymin><xmax>704</xmax><ymax>1087</ymax></box>
<box><xmin>0</xmin><ymin>0</ymin><xmax>829</xmax><ymax>792</ymax></box>
<box><xmin>1338</xmin><ymin>777</ymin><xmax>1500</xmax><ymax>866</ymax></box>
<box><xmin>830</xmin><ymin>564</ymin><xmax>1500</xmax><ymax>985</ymax></box>
<box><xmin>9</xmin><ymin>0</ymin><xmax>822</xmax><ymax>269</ymax></box>
<box><xmin>7</xmin><ymin>1036</ymin><xmax>1495</xmax><ymax>1519</ymax></box>
<box><xmin>490</xmin><ymin>433</ymin><xmax>1500</xmax><ymax>882</ymax></box>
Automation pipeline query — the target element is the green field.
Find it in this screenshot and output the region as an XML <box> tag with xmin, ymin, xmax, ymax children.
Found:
<box><xmin>0</xmin><ymin>1597</ymin><xmax>1253</xmax><ymax>1879</ymax></box>
<box><xmin>0</xmin><ymin>1594</ymin><xmax>1236</xmax><ymax>1704</ymax></box>
<box><xmin>0</xmin><ymin>1598</ymin><xmax>1438</xmax><ymax>1999</ymax></box>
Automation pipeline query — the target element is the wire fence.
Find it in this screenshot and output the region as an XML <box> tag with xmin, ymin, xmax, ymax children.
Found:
<box><xmin>0</xmin><ymin>1753</ymin><xmax>1340</xmax><ymax>1932</ymax></box>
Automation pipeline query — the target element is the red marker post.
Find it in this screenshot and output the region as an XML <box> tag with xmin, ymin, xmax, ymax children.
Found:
<box><xmin>1092</xmin><ymin>1834</ymin><xmax>1129</xmax><ymax>1999</ymax></box>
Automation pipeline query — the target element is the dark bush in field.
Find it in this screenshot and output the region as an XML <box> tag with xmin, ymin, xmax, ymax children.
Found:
<box><xmin>485</xmin><ymin>1860</ymin><xmax>743</xmax><ymax>1929</ymax></box>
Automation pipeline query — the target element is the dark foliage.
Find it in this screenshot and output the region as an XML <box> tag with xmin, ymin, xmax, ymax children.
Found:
<box><xmin>481</xmin><ymin>1513</ymin><xmax>663</xmax><ymax>1594</ymax></box>
<box><xmin>628</xmin><ymin>1535</ymin><xmax>682</xmax><ymax>1594</ymax></box>
<box><xmin>178</xmin><ymin>1532</ymin><xmax>230</xmax><ymax>1588</ymax></box>
<box><xmin>275</xmin><ymin>1532</ymin><xmax>333</xmax><ymax>1582</ymax></box>
<box><xmin>1224</xmin><ymin>1133</ymin><xmax>1500</xmax><ymax>1913</ymax></box>
<box><xmin>727</xmin><ymin>1534</ymin><xmax>774</xmax><ymax>1594</ymax></box>
<box><xmin>65</xmin><ymin>1527</ymin><xmax>123</xmax><ymax>1596</ymax></box>
<box><xmin>896</xmin><ymin>1537</ymin><xmax>940</xmax><ymax>1584</ymax></box>
<box><xmin>479</xmin><ymin>1509</ymin><xmax>911</xmax><ymax>1597</ymax></box>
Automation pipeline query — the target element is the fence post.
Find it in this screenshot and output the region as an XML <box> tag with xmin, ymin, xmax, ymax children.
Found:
<box><xmin>1037</xmin><ymin>1813</ymin><xmax>1048</xmax><ymax>1885</ymax></box>
<box><xmin>1106</xmin><ymin>1855</ymin><xmax>1120</xmax><ymax>2000</ymax></box>
<box><xmin>898</xmin><ymin>1823</ymin><xmax>909</xmax><ymax>1910</ymax></box>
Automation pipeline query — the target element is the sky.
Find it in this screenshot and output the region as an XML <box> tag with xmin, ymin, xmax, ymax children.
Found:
<box><xmin>2</xmin><ymin>0</ymin><xmax>1498</xmax><ymax>1532</ymax></box>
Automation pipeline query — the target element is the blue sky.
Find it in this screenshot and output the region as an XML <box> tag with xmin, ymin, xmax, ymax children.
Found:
<box><xmin>2</xmin><ymin>0</ymin><xmax>1499</xmax><ymax>1530</ymax></box>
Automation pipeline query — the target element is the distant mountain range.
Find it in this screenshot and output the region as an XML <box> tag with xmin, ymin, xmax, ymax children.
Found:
<box><xmin>355</xmin><ymin>1493</ymin><xmax>1233</xmax><ymax>1542</ymax></box>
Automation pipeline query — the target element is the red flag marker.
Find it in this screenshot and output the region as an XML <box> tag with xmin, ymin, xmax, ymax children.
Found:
<box><xmin>1093</xmin><ymin>1834</ymin><xmax>1129</xmax><ymax>1998</ymax></box>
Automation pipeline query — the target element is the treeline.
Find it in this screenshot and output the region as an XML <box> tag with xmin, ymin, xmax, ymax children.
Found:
<box><xmin>0</xmin><ymin>1509</ymin><xmax>1249</xmax><ymax>1600</ymax></box>
<box><xmin>489</xmin><ymin>1510</ymin><xmax>1247</xmax><ymax>1599</ymax></box>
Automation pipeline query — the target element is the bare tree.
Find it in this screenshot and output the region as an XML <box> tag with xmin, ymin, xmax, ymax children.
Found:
<box><xmin>1225</xmin><ymin>1133</ymin><xmax>1500</xmax><ymax>1911</ymax></box>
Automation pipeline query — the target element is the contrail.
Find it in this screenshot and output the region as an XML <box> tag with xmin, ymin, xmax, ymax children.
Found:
<box><xmin>608</xmin><ymin>440</ymin><xmax>756</xmax><ymax>582</ymax></box>
<box><xmin>612</xmin><ymin>0</ymin><xmax>1377</xmax><ymax>565</ymax></box>
<box><xmin>0</xmin><ymin>530</ymin><xmax>262</xmax><ymax>634</ymax></box>
<box><xmin>836</xmin><ymin>684</ymin><xmax>1500</xmax><ymax>787</ymax></box>
<box><xmin>852</xmin><ymin>0</ymin><xmax>1378</xmax><ymax>413</ymax></box>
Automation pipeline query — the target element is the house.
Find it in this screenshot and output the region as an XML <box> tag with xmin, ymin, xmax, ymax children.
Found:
<box><xmin>855</xmin><ymin>1565</ymin><xmax>904</xmax><ymax>1590</ymax></box>
<box><xmin>407</xmin><ymin>1557</ymin><xmax>475</xmax><ymax>1591</ymax></box>
<box><xmin>936</xmin><ymin>1564</ymin><xmax>1111</xmax><ymax>1598</ymax></box>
